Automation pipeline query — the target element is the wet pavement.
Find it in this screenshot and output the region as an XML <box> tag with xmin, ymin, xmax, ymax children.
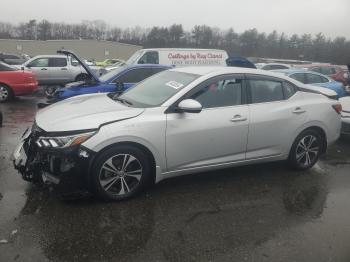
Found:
<box><xmin>1</xmin><ymin>95</ymin><xmax>350</xmax><ymax>262</ymax></box>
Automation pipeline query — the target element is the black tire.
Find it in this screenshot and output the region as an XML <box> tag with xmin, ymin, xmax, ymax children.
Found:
<box><xmin>75</xmin><ymin>74</ymin><xmax>88</xmax><ymax>82</ymax></box>
<box><xmin>90</xmin><ymin>145</ymin><xmax>153</xmax><ymax>201</ymax></box>
<box><xmin>44</xmin><ymin>86</ymin><xmax>59</xmax><ymax>97</ymax></box>
<box><xmin>0</xmin><ymin>84</ymin><xmax>13</xmax><ymax>102</ymax></box>
<box><xmin>288</xmin><ymin>129</ymin><xmax>323</xmax><ymax>170</ymax></box>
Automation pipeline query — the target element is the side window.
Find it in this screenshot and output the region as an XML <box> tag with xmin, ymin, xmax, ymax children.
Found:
<box><xmin>289</xmin><ymin>73</ymin><xmax>306</xmax><ymax>83</ymax></box>
<box><xmin>320</xmin><ymin>76</ymin><xmax>330</xmax><ymax>83</ymax></box>
<box><xmin>249</xmin><ymin>79</ymin><xmax>284</xmax><ymax>103</ymax></box>
<box><xmin>191</xmin><ymin>78</ymin><xmax>242</xmax><ymax>108</ymax></box>
<box><xmin>270</xmin><ymin>65</ymin><xmax>289</xmax><ymax>70</ymax></box>
<box><xmin>28</xmin><ymin>58</ymin><xmax>49</xmax><ymax>67</ymax></box>
<box><xmin>321</xmin><ymin>67</ymin><xmax>336</xmax><ymax>75</ymax></box>
<box><xmin>306</xmin><ymin>73</ymin><xmax>323</xmax><ymax>84</ymax></box>
<box><xmin>283</xmin><ymin>82</ymin><xmax>297</xmax><ymax>99</ymax></box>
<box><xmin>310</xmin><ymin>67</ymin><xmax>321</xmax><ymax>73</ymax></box>
<box><xmin>262</xmin><ymin>65</ymin><xmax>272</xmax><ymax>70</ymax></box>
<box><xmin>49</xmin><ymin>58</ymin><xmax>67</xmax><ymax>67</ymax></box>
<box><xmin>152</xmin><ymin>67</ymin><xmax>168</xmax><ymax>74</ymax></box>
<box><xmin>138</xmin><ymin>51</ymin><xmax>159</xmax><ymax>64</ymax></box>
<box><xmin>115</xmin><ymin>68</ymin><xmax>154</xmax><ymax>83</ymax></box>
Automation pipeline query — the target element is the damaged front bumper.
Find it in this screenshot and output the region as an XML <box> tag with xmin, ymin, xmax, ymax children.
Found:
<box><xmin>12</xmin><ymin>124</ymin><xmax>95</xmax><ymax>193</ymax></box>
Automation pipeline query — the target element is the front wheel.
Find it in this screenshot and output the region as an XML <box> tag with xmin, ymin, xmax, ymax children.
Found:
<box><xmin>90</xmin><ymin>145</ymin><xmax>152</xmax><ymax>201</ymax></box>
<box><xmin>288</xmin><ymin>129</ymin><xmax>323</xmax><ymax>170</ymax></box>
<box><xmin>0</xmin><ymin>84</ymin><xmax>13</xmax><ymax>102</ymax></box>
<box><xmin>44</xmin><ymin>86</ymin><xmax>59</xmax><ymax>97</ymax></box>
<box><xmin>75</xmin><ymin>74</ymin><xmax>89</xmax><ymax>82</ymax></box>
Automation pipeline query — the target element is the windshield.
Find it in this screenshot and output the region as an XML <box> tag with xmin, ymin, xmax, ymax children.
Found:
<box><xmin>116</xmin><ymin>70</ymin><xmax>200</xmax><ymax>107</ymax></box>
<box><xmin>125</xmin><ymin>50</ymin><xmax>144</xmax><ymax>65</ymax></box>
<box><xmin>0</xmin><ymin>61</ymin><xmax>18</xmax><ymax>71</ymax></box>
<box><xmin>99</xmin><ymin>65</ymin><xmax>128</xmax><ymax>82</ymax></box>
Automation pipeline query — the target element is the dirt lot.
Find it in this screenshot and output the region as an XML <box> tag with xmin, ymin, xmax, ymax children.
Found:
<box><xmin>1</xmin><ymin>95</ymin><xmax>350</xmax><ymax>262</ymax></box>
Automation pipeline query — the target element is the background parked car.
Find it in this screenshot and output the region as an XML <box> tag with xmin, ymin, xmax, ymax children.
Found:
<box><xmin>0</xmin><ymin>61</ymin><xmax>38</xmax><ymax>102</ymax></box>
<box><xmin>104</xmin><ymin>61</ymin><xmax>127</xmax><ymax>72</ymax></box>
<box><xmin>51</xmin><ymin>64</ymin><xmax>171</xmax><ymax>102</ymax></box>
<box><xmin>0</xmin><ymin>52</ymin><xmax>29</xmax><ymax>65</ymax></box>
<box><xmin>273</xmin><ymin>69</ymin><xmax>348</xmax><ymax>97</ymax></box>
<box><xmin>96</xmin><ymin>59</ymin><xmax>125</xmax><ymax>67</ymax></box>
<box><xmin>298</xmin><ymin>64</ymin><xmax>349</xmax><ymax>85</ymax></box>
<box><xmin>226</xmin><ymin>56</ymin><xmax>256</xmax><ymax>68</ymax></box>
<box><xmin>125</xmin><ymin>48</ymin><xmax>228</xmax><ymax>66</ymax></box>
<box><xmin>257</xmin><ymin>63</ymin><xmax>292</xmax><ymax>70</ymax></box>
<box><xmin>21</xmin><ymin>54</ymin><xmax>90</xmax><ymax>86</ymax></box>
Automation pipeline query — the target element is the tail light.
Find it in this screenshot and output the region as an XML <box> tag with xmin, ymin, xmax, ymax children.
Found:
<box><xmin>332</xmin><ymin>104</ymin><xmax>342</xmax><ymax>114</ymax></box>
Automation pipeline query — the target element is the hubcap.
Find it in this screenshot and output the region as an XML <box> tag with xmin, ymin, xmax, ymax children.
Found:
<box><xmin>0</xmin><ymin>86</ymin><xmax>9</xmax><ymax>101</ymax></box>
<box><xmin>296</xmin><ymin>135</ymin><xmax>319</xmax><ymax>167</ymax></box>
<box><xmin>99</xmin><ymin>154</ymin><xmax>143</xmax><ymax>195</ymax></box>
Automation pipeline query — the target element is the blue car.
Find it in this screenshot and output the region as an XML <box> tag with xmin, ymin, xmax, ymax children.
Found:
<box><xmin>273</xmin><ymin>69</ymin><xmax>348</xmax><ymax>97</ymax></box>
<box><xmin>51</xmin><ymin>62</ymin><xmax>171</xmax><ymax>102</ymax></box>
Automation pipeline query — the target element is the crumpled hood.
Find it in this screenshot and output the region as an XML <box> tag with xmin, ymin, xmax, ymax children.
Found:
<box><xmin>36</xmin><ymin>93</ymin><xmax>144</xmax><ymax>132</ymax></box>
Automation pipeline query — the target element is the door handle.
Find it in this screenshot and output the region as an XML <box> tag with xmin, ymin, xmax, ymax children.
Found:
<box><xmin>41</xmin><ymin>68</ymin><xmax>48</xmax><ymax>71</ymax></box>
<box><xmin>293</xmin><ymin>107</ymin><xmax>306</xmax><ymax>114</ymax></box>
<box><xmin>230</xmin><ymin>115</ymin><xmax>247</xmax><ymax>122</ymax></box>
<box><xmin>61</xmin><ymin>68</ymin><xmax>68</xmax><ymax>70</ymax></box>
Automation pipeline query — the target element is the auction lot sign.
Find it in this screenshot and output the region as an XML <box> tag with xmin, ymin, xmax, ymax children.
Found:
<box><xmin>161</xmin><ymin>51</ymin><xmax>228</xmax><ymax>66</ymax></box>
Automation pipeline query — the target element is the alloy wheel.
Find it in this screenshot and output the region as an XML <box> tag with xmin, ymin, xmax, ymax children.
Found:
<box><xmin>99</xmin><ymin>154</ymin><xmax>143</xmax><ymax>196</ymax></box>
<box><xmin>295</xmin><ymin>135</ymin><xmax>320</xmax><ymax>167</ymax></box>
<box><xmin>0</xmin><ymin>86</ymin><xmax>9</xmax><ymax>101</ymax></box>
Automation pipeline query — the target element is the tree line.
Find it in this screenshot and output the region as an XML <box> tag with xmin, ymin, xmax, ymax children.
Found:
<box><xmin>0</xmin><ymin>19</ymin><xmax>349</xmax><ymax>65</ymax></box>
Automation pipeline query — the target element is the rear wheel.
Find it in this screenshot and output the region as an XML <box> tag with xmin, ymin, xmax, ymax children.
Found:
<box><xmin>90</xmin><ymin>145</ymin><xmax>152</xmax><ymax>201</ymax></box>
<box><xmin>288</xmin><ymin>129</ymin><xmax>323</xmax><ymax>170</ymax></box>
<box><xmin>0</xmin><ymin>84</ymin><xmax>13</xmax><ymax>102</ymax></box>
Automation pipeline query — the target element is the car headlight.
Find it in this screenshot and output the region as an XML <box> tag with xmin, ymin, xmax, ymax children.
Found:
<box><xmin>36</xmin><ymin>131</ymin><xmax>96</xmax><ymax>149</ymax></box>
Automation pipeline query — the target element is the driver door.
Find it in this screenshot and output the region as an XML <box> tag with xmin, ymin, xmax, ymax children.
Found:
<box><xmin>166</xmin><ymin>74</ymin><xmax>249</xmax><ymax>172</ymax></box>
<box><xmin>27</xmin><ymin>57</ymin><xmax>50</xmax><ymax>84</ymax></box>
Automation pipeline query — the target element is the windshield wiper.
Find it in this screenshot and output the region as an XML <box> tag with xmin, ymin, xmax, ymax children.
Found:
<box><xmin>114</xmin><ymin>97</ymin><xmax>133</xmax><ymax>106</ymax></box>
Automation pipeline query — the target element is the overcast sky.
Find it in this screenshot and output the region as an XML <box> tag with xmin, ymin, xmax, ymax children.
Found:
<box><xmin>2</xmin><ymin>0</ymin><xmax>349</xmax><ymax>38</ymax></box>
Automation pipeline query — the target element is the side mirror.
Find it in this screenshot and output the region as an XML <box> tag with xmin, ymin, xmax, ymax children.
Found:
<box><xmin>21</xmin><ymin>66</ymin><xmax>25</xmax><ymax>71</ymax></box>
<box><xmin>177</xmin><ymin>99</ymin><xmax>202</xmax><ymax>113</ymax></box>
<box><xmin>115</xmin><ymin>82</ymin><xmax>124</xmax><ymax>91</ymax></box>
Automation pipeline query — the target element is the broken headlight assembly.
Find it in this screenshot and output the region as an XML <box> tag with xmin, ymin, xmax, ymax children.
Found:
<box><xmin>35</xmin><ymin>131</ymin><xmax>96</xmax><ymax>149</ymax></box>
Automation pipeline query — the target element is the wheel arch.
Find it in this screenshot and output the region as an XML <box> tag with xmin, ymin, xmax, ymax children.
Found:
<box><xmin>0</xmin><ymin>82</ymin><xmax>14</xmax><ymax>99</ymax></box>
<box><xmin>292</xmin><ymin>124</ymin><xmax>328</xmax><ymax>154</ymax></box>
<box><xmin>91</xmin><ymin>141</ymin><xmax>158</xmax><ymax>184</ymax></box>
<box><xmin>75</xmin><ymin>73</ymin><xmax>89</xmax><ymax>81</ymax></box>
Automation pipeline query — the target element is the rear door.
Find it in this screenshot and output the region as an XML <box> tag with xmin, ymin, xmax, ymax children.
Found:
<box><xmin>246</xmin><ymin>75</ymin><xmax>307</xmax><ymax>159</ymax></box>
<box><xmin>48</xmin><ymin>57</ymin><xmax>69</xmax><ymax>84</ymax></box>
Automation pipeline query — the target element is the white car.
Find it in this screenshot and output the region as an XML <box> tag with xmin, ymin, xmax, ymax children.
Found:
<box><xmin>13</xmin><ymin>67</ymin><xmax>341</xmax><ymax>201</ymax></box>
<box><xmin>257</xmin><ymin>63</ymin><xmax>292</xmax><ymax>70</ymax></box>
<box><xmin>340</xmin><ymin>97</ymin><xmax>350</xmax><ymax>134</ymax></box>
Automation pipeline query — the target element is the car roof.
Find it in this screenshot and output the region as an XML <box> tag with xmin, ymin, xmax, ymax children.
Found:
<box><xmin>169</xmin><ymin>66</ymin><xmax>287</xmax><ymax>78</ymax></box>
<box><xmin>141</xmin><ymin>48</ymin><xmax>227</xmax><ymax>52</ymax></box>
<box><xmin>272</xmin><ymin>68</ymin><xmax>332</xmax><ymax>77</ymax></box>
<box><xmin>30</xmin><ymin>55</ymin><xmax>67</xmax><ymax>58</ymax></box>
<box><xmin>123</xmin><ymin>64</ymin><xmax>172</xmax><ymax>69</ymax></box>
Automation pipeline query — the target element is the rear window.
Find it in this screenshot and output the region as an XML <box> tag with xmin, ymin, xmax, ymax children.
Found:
<box><xmin>249</xmin><ymin>79</ymin><xmax>284</xmax><ymax>103</ymax></box>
